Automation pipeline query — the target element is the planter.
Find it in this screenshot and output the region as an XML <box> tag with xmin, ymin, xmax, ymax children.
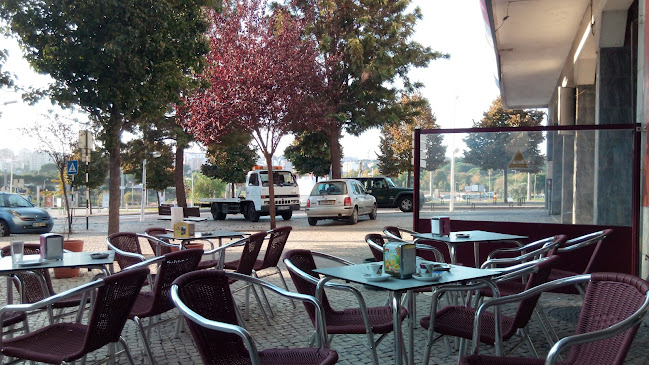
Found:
<box><xmin>171</xmin><ymin>242</ymin><xmax>204</xmax><ymax>252</ymax></box>
<box><xmin>54</xmin><ymin>240</ymin><xmax>84</xmax><ymax>279</ymax></box>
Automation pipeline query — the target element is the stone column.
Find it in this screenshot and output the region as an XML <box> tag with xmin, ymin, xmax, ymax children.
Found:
<box><xmin>573</xmin><ymin>85</ymin><xmax>596</xmax><ymax>224</ymax></box>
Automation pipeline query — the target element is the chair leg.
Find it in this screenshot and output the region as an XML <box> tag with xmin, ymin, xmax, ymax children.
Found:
<box><xmin>174</xmin><ymin>315</ymin><xmax>184</xmax><ymax>338</ymax></box>
<box><xmin>134</xmin><ymin>317</ymin><xmax>157</xmax><ymax>365</ymax></box>
<box><xmin>521</xmin><ymin>328</ymin><xmax>539</xmax><ymax>358</ymax></box>
<box><xmin>276</xmin><ymin>268</ymin><xmax>296</xmax><ymax>308</ymax></box>
<box><xmin>253</xmin><ymin>271</ymin><xmax>275</xmax><ymax>318</ymax></box>
<box><xmin>365</xmin><ymin>330</ymin><xmax>379</xmax><ymax>365</ymax></box>
<box><xmin>537</xmin><ymin>304</ymin><xmax>559</xmax><ymax>343</ymax></box>
<box><xmin>249</xmin><ymin>285</ymin><xmax>271</xmax><ymax>326</ymax></box>
<box><xmin>119</xmin><ymin>337</ymin><xmax>137</xmax><ymax>365</ymax></box>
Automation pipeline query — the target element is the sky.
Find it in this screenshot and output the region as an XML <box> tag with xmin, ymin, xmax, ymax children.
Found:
<box><xmin>0</xmin><ymin>0</ymin><xmax>500</xmax><ymax>160</ymax></box>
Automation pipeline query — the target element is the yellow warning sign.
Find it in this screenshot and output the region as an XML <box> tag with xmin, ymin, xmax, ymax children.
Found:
<box><xmin>508</xmin><ymin>149</ymin><xmax>529</xmax><ymax>169</ymax></box>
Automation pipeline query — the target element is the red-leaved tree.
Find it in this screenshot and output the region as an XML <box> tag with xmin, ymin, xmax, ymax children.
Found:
<box><xmin>179</xmin><ymin>0</ymin><xmax>328</xmax><ymax>228</ymax></box>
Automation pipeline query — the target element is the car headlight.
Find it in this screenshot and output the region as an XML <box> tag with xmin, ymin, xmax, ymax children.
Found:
<box><xmin>9</xmin><ymin>210</ymin><xmax>21</xmax><ymax>217</ymax></box>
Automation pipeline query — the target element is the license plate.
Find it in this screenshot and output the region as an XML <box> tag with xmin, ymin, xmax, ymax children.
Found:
<box><xmin>319</xmin><ymin>200</ymin><xmax>335</xmax><ymax>205</ymax></box>
<box><xmin>277</xmin><ymin>206</ymin><xmax>289</xmax><ymax>210</ymax></box>
<box><xmin>33</xmin><ymin>223</ymin><xmax>46</xmax><ymax>227</ymax></box>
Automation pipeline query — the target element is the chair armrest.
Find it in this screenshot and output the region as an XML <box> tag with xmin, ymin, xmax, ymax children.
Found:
<box><xmin>106</xmin><ymin>239</ymin><xmax>147</xmax><ymax>262</ymax></box>
<box><xmin>545</xmin><ymin>291</ymin><xmax>649</xmax><ymax>364</ymax></box>
<box><xmin>415</xmin><ymin>244</ymin><xmax>446</xmax><ymax>263</ymax></box>
<box><xmin>204</xmin><ymin>235</ymin><xmax>249</xmax><ymax>256</ymax></box>
<box><xmin>557</xmin><ymin>230</ymin><xmax>608</xmax><ymax>253</ymax></box>
<box><xmin>124</xmin><ymin>255</ymin><xmax>165</xmax><ymax>271</ymax></box>
<box><xmin>311</xmin><ymin>251</ymin><xmax>355</xmax><ymax>266</ymax></box>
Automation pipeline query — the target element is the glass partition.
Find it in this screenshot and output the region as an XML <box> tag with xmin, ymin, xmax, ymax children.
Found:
<box><xmin>416</xmin><ymin>126</ymin><xmax>635</xmax><ymax>227</ymax></box>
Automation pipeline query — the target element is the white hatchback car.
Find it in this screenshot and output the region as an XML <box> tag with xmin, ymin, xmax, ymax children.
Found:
<box><xmin>305</xmin><ymin>179</ymin><xmax>377</xmax><ymax>226</ymax></box>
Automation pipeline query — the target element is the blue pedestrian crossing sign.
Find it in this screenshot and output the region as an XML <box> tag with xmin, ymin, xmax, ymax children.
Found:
<box><xmin>67</xmin><ymin>160</ymin><xmax>79</xmax><ymax>175</ymax></box>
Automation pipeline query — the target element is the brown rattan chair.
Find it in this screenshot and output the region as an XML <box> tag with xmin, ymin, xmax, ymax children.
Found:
<box><xmin>127</xmin><ymin>248</ymin><xmax>203</xmax><ymax>364</ymax></box>
<box><xmin>460</xmin><ymin>272</ymin><xmax>649</xmax><ymax>365</ymax></box>
<box><xmin>144</xmin><ymin>227</ymin><xmax>174</xmax><ymax>256</ymax></box>
<box><xmin>224</xmin><ymin>226</ymin><xmax>295</xmax><ymax>315</ymax></box>
<box><xmin>546</xmin><ymin>229</ymin><xmax>613</xmax><ymax>295</ymax></box>
<box><xmin>421</xmin><ymin>256</ymin><xmax>559</xmax><ymax>363</ymax></box>
<box><xmin>171</xmin><ymin>270</ymin><xmax>338</xmax><ymax>365</ymax></box>
<box><xmin>0</xmin><ymin>267</ymin><xmax>150</xmax><ymax>365</ymax></box>
<box><xmin>1</xmin><ymin>244</ymin><xmax>89</xmax><ymax>324</ymax></box>
<box><xmin>284</xmin><ymin>249</ymin><xmax>408</xmax><ymax>365</ymax></box>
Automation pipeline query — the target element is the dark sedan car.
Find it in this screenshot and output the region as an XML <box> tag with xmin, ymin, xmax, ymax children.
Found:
<box><xmin>0</xmin><ymin>193</ymin><xmax>53</xmax><ymax>236</ymax></box>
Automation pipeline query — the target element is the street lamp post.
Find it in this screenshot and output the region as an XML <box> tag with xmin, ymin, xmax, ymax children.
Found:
<box><xmin>140</xmin><ymin>151</ymin><xmax>162</xmax><ymax>222</ymax></box>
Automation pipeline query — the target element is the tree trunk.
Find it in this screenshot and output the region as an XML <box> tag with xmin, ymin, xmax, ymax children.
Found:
<box><xmin>59</xmin><ymin>167</ymin><xmax>72</xmax><ymax>236</ymax></box>
<box><xmin>329</xmin><ymin>126</ymin><xmax>342</xmax><ymax>179</ymax></box>
<box><xmin>407</xmin><ymin>169</ymin><xmax>412</xmax><ymax>188</ymax></box>
<box><xmin>231</xmin><ymin>183</ymin><xmax>235</xmax><ymax>198</ymax></box>
<box><xmin>108</xmin><ymin>141</ymin><xmax>122</xmax><ymax>235</ymax></box>
<box><xmin>175</xmin><ymin>146</ymin><xmax>187</xmax><ymax>207</ymax></box>
<box><xmin>265</xmin><ymin>154</ymin><xmax>276</xmax><ymax>229</ymax></box>
<box><xmin>88</xmin><ymin>189</ymin><xmax>92</xmax><ymax>215</ymax></box>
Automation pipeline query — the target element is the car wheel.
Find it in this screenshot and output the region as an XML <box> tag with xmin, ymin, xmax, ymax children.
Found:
<box><xmin>214</xmin><ymin>212</ymin><xmax>227</xmax><ymax>220</ymax></box>
<box><xmin>347</xmin><ymin>207</ymin><xmax>358</xmax><ymax>224</ymax></box>
<box><xmin>369</xmin><ymin>204</ymin><xmax>377</xmax><ymax>220</ymax></box>
<box><xmin>308</xmin><ymin>217</ymin><xmax>318</xmax><ymax>226</ymax></box>
<box><xmin>281</xmin><ymin>211</ymin><xmax>292</xmax><ymax>220</ymax></box>
<box><xmin>248</xmin><ymin>204</ymin><xmax>260</xmax><ymax>222</ymax></box>
<box><xmin>0</xmin><ymin>220</ymin><xmax>8</xmax><ymax>237</ymax></box>
<box><xmin>398</xmin><ymin>196</ymin><xmax>413</xmax><ymax>212</ymax></box>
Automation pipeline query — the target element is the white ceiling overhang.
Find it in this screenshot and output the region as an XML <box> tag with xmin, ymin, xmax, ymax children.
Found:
<box><xmin>486</xmin><ymin>0</ymin><xmax>634</xmax><ymax>110</ymax></box>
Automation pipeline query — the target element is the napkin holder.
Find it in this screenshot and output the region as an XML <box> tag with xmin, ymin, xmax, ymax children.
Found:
<box><xmin>431</xmin><ymin>216</ymin><xmax>451</xmax><ymax>236</ymax></box>
<box><xmin>173</xmin><ymin>221</ymin><xmax>195</xmax><ymax>238</ymax></box>
<box><xmin>383</xmin><ymin>241</ymin><xmax>416</xmax><ymax>279</ymax></box>
<box><xmin>39</xmin><ymin>233</ymin><xmax>64</xmax><ymax>260</ymax></box>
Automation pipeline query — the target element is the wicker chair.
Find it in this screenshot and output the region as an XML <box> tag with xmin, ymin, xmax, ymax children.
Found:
<box><xmin>383</xmin><ymin>226</ymin><xmax>447</xmax><ymax>263</ymax></box>
<box><xmin>0</xmin><ymin>267</ymin><xmax>150</xmax><ymax>364</ymax></box>
<box><xmin>171</xmin><ymin>270</ymin><xmax>338</xmax><ymax>365</ymax></box>
<box><xmin>127</xmin><ymin>249</ymin><xmax>203</xmax><ymax>365</ymax></box>
<box><xmin>1</xmin><ymin>244</ymin><xmax>89</xmax><ymax>324</ymax></box>
<box><xmin>284</xmin><ymin>249</ymin><xmax>408</xmax><ymax>365</ymax></box>
<box><xmin>546</xmin><ymin>229</ymin><xmax>613</xmax><ymax>295</ymax></box>
<box><xmin>143</xmin><ymin>227</ymin><xmax>174</xmax><ymax>256</ymax></box>
<box><xmin>224</xmin><ymin>226</ymin><xmax>296</xmax><ymax>315</ymax></box>
<box><xmin>460</xmin><ymin>272</ymin><xmax>649</xmax><ymax>365</ymax></box>
<box><xmin>421</xmin><ymin>256</ymin><xmax>559</xmax><ymax>363</ymax></box>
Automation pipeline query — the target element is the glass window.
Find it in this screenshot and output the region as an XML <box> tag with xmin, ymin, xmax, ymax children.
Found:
<box><xmin>259</xmin><ymin>171</ymin><xmax>297</xmax><ymax>187</ymax></box>
<box><xmin>5</xmin><ymin>194</ymin><xmax>32</xmax><ymax>208</ymax></box>
<box><xmin>311</xmin><ymin>182</ymin><xmax>347</xmax><ymax>196</ymax></box>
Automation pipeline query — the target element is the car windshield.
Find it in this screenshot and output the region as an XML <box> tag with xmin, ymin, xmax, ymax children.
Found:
<box><xmin>259</xmin><ymin>171</ymin><xmax>297</xmax><ymax>187</ymax></box>
<box><xmin>311</xmin><ymin>182</ymin><xmax>347</xmax><ymax>196</ymax></box>
<box><xmin>0</xmin><ymin>194</ymin><xmax>33</xmax><ymax>208</ymax></box>
<box><xmin>385</xmin><ymin>177</ymin><xmax>396</xmax><ymax>188</ymax></box>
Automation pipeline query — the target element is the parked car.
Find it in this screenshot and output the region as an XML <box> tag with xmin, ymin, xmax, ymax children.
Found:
<box><xmin>342</xmin><ymin>176</ymin><xmax>423</xmax><ymax>212</ymax></box>
<box><xmin>305</xmin><ymin>179</ymin><xmax>377</xmax><ymax>226</ymax></box>
<box><xmin>0</xmin><ymin>192</ymin><xmax>54</xmax><ymax>236</ymax></box>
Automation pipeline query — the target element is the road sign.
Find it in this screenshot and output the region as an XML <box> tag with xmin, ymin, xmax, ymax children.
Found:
<box><xmin>508</xmin><ymin>149</ymin><xmax>529</xmax><ymax>169</ymax></box>
<box><xmin>67</xmin><ymin>160</ymin><xmax>79</xmax><ymax>175</ymax></box>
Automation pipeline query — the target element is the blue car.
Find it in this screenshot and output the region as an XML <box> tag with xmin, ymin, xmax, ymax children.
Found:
<box><xmin>0</xmin><ymin>193</ymin><xmax>54</xmax><ymax>236</ymax></box>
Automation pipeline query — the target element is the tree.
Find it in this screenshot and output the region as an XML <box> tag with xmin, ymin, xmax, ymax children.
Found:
<box><xmin>201</xmin><ymin>131</ymin><xmax>258</xmax><ymax>198</ymax></box>
<box><xmin>284</xmin><ymin>0</ymin><xmax>448</xmax><ymax>178</ymax></box>
<box><xmin>180</xmin><ymin>0</ymin><xmax>327</xmax><ymax>229</ymax></box>
<box><xmin>121</xmin><ymin>134</ymin><xmax>175</xmax><ymax>206</ymax></box>
<box><xmin>23</xmin><ymin>114</ymin><xmax>78</xmax><ymax>237</ymax></box>
<box><xmin>377</xmin><ymin>94</ymin><xmax>444</xmax><ymax>186</ymax></box>
<box><xmin>189</xmin><ymin>171</ymin><xmax>227</xmax><ymax>202</ymax></box>
<box><xmin>463</xmin><ymin>97</ymin><xmax>545</xmax><ymax>202</ymax></box>
<box><xmin>377</xmin><ymin>128</ymin><xmax>402</xmax><ymax>177</ymax></box>
<box><xmin>2</xmin><ymin>0</ymin><xmax>209</xmax><ymax>234</ymax></box>
<box><xmin>284</xmin><ymin>131</ymin><xmax>331</xmax><ymax>180</ymax></box>
<box><xmin>0</xmin><ymin>48</ymin><xmax>13</xmax><ymax>89</ymax></box>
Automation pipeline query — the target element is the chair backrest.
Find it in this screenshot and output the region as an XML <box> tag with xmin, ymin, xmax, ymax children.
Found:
<box><xmin>107</xmin><ymin>232</ymin><xmax>145</xmax><ymax>270</ymax></box>
<box><xmin>233</xmin><ymin>231</ymin><xmax>267</xmax><ymax>276</ymax></box>
<box><xmin>283</xmin><ymin>249</ymin><xmax>334</xmax><ymax>323</ymax></box>
<box><xmin>258</xmin><ymin>226</ymin><xmax>292</xmax><ymax>270</ymax></box>
<box><xmin>78</xmin><ymin>267</ymin><xmax>149</xmax><ymax>358</ymax></box>
<box><xmin>483</xmin><ymin>235</ymin><xmax>567</xmax><ymax>268</ymax></box>
<box><xmin>562</xmin><ymin>272</ymin><xmax>649</xmax><ymax>365</ymax></box>
<box><xmin>365</xmin><ymin>234</ymin><xmax>385</xmax><ymax>262</ymax></box>
<box><xmin>554</xmin><ymin>229</ymin><xmax>612</xmax><ymax>275</ymax></box>
<box><xmin>145</xmin><ymin>249</ymin><xmax>203</xmax><ymax>317</ymax></box>
<box><xmin>383</xmin><ymin>226</ymin><xmax>403</xmax><ymax>239</ymax></box>
<box><xmin>172</xmin><ymin>270</ymin><xmax>250</xmax><ymax>364</ymax></box>
<box><xmin>144</xmin><ymin>227</ymin><xmax>173</xmax><ymax>255</ymax></box>
<box><xmin>508</xmin><ymin>256</ymin><xmax>560</xmax><ymax>334</ymax></box>
<box><xmin>1</xmin><ymin>244</ymin><xmax>55</xmax><ymax>302</ymax></box>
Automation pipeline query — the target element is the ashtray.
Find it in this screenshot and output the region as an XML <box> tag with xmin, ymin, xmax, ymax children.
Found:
<box><xmin>455</xmin><ymin>233</ymin><xmax>470</xmax><ymax>238</ymax></box>
<box><xmin>90</xmin><ymin>253</ymin><xmax>110</xmax><ymax>259</ymax></box>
